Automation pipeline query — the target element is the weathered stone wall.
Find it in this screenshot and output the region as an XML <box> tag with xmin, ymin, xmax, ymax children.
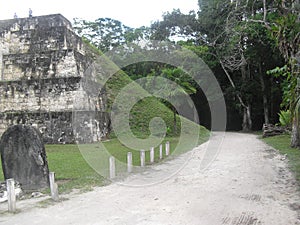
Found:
<box><xmin>0</xmin><ymin>14</ymin><xmax>85</xmax><ymax>80</ymax></box>
<box><xmin>0</xmin><ymin>77</ymin><xmax>81</xmax><ymax>112</ymax></box>
<box><xmin>0</xmin><ymin>14</ymin><xmax>109</xmax><ymax>143</ymax></box>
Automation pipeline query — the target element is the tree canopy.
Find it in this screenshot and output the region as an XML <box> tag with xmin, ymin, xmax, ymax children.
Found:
<box><xmin>73</xmin><ymin>0</ymin><xmax>300</xmax><ymax>147</ymax></box>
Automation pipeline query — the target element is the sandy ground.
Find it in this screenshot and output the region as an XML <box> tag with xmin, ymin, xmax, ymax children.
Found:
<box><xmin>0</xmin><ymin>132</ymin><xmax>300</xmax><ymax>225</ymax></box>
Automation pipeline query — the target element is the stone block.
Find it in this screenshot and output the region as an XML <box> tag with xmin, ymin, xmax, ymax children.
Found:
<box><xmin>0</xmin><ymin>125</ymin><xmax>49</xmax><ymax>191</ymax></box>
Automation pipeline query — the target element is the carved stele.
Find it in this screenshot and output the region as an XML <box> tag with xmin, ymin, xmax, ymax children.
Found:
<box><xmin>0</xmin><ymin>125</ymin><xmax>49</xmax><ymax>191</ymax></box>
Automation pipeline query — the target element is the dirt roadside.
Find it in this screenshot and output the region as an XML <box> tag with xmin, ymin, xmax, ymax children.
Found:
<box><xmin>0</xmin><ymin>132</ymin><xmax>299</xmax><ymax>225</ymax></box>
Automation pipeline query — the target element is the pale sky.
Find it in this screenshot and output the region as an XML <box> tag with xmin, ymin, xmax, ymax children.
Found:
<box><xmin>0</xmin><ymin>0</ymin><xmax>199</xmax><ymax>27</ymax></box>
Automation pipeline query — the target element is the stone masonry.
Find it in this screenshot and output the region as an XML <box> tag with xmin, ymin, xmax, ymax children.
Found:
<box><xmin>0</xmin><ymin>14</ymin><xmax>109</xmax><ymax>143</ymax></box>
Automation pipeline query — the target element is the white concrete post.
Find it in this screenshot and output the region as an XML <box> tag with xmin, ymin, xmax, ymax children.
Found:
<box><xmin>109</xmin><ymin>156</ymin><xmax>116</xmax><ymax>179</ymax></box>
<box><xmin>49</xmin><ymin>172</ymin><xmax>59</xmax><ymax>201</ymax></box>
<box><xmin>127</xmin><ymin>152</ymin><xmax>133</xmax><ymax>173</ymax></box>
<box><xmin>166</xmin><ymin>141</ymin><xmax>170</xmax><ymax>156</ymax></box>
<box><xmin>140</xmin><ymin>150</ymin><xmax>145</xmax><ymax>167</ymax></box>
<box><xmin>159</xmin><ymin>144</ymin><xmax>163</xmax><ymax>160</ymax></box>
<box><xmin>6</xmin><ymin>178</ymin><xmax>16</xmax><ymax>213</ymax></box>
<box><xmin>150</xmin><ymin>147</ymin><xmax>155</xmax><ymax>163</ymax></box>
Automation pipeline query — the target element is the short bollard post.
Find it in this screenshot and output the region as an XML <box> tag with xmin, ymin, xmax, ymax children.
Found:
<box><xmin>150</xmin><ymin>147</ymin><xmax>155</xmax><ymax>163</ymax></box>
<box><xmin>109</xmin><ymin>156</ymin><xmax>116</xmax><ymax>179</ymax></box>
<box><xmin>165</xmin><ymin>141</ymin><xmax>170</xmax><ymax>156</ymax></box>
<box><xmin>140</xmin><ymin>150</ymin><xmax>145</xmax><ymax>167</ymax></box>
<box><xmin>6</xmin><ymin>178</ymin><xmax>16</xmax><ymax>213</ymax></box>
<box><xmin>127</xmin><ymin>152</ymin><xmax>133</xmax><ymax>173</ymax></box>
<box><xmin>159</xmin><ymin>144</ymin><xmax>163</xmax><ymax>160</ymax></box>
<box><xmin>49</xmin><ymin>172</ymin><xmax>59</xmax><ymax>201</ymax></box>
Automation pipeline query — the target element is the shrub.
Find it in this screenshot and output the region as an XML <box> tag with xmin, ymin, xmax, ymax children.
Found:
<box><xmin>278</xmin><ymin>110</ymin><xmax>292</xmax><ymax>127</ymax></box>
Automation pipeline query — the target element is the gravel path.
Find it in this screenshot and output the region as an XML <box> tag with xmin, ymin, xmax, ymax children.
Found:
<box><xmin>0</xmin><ymin>132</ymin><xmax>299</xmax><ymax>225</ymax></box>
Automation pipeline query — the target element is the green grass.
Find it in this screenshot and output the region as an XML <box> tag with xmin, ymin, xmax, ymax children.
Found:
<box><xmin>0</xmin><ymin>127</ymin><xmax>209</xmax><ymax>193</ymax></box>
<box><xmin>129</xmin><ymin>97</ymin><xmax>180</xmax><ymax>137</ymax></box>
<box><xmin>86</xmin><ymin>127</ymin><xmax>209</xmax><ymax>167</ymax></box>
<box><xmin>45</xmin><ymin>144</ymin><xmax>107</xmax><ymax>193</ymax></box>
<box><xmin>104</xmin><ymin>65</ymin><xmax>183</xmax><ymax>137</ymax></box>
<box><xmin>0</xmin><ymin>162</ymin><xmax>2</xmax><ymax>181</ymax></box>
<box><xmin>263</xmin><ymin>134</ymin><xmax>300</xmax><ymax>187</ymax></box>
<box><xmin>0</xmin><ymin>75</ymin><xmax>209</xmax><ymax>194</ymax></box>
<box><xmin>76</xmin><ymin>126</ymin><xmax>209</xmax><ymax>182</ymax></box>
<box><xmin>0</xmin><ymin>145</ymin><xmax>106</xmax><ymax>193</ymax></box>
<box><xmin>0</xmin><ymin>39</ymin><xmax>210</xmax><ymax>193</ymax></box>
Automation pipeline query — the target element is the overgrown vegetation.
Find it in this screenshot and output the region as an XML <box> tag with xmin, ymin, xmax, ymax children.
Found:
<box><xmin>0</xmin><ymin>20</ymin><xmax>210</xmax><ymax>194</ymax></box>
<box><xmin>129</xmin><ymin>97</ymin><xmax>181</xmax><ymax>137</ymax></box>
<box><xmin>74</xmin><ymin>0</ymin><xmax>300</xmax><ymax>146</ymax></box>
<box><xmin>278</xmin><ymin>110</ymin><xmax>292</xmax><ymax>127</ymax></box>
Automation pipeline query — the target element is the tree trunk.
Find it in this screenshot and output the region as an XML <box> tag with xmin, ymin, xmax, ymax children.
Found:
<box><xmin>263</xmin><ymin>0</ymin><xmax>267</xmax><ymax>22</ymax></box>
<box><xmin>258</xmin><ymin>63</ymin><xmax>270</xmax><ymax>124</ymax></box>
<box><xmin>241</xmin><ymin>56</ymin><xmax>252</xmax><ymax>131</ymax></box>
<box><xmin>291</xmin><ymin>54</ymin><xmax>300</xmax><ymax>148</ymax></box>
<box><xmin>242</xmin><ymin>105</ymin><xmax>252</xmax><ymax>131</ymax></box>
<box><xmin>220</xmin><ymin>60</ymin><xmax>252</xmax><ymax>131</ymax></box>
<box><xmin>173</xmin><ymin>108</ymin><xmax>177</xmax><ymax>134</ymax></box>
<box><xmin>262</xmin><ymin>93</ymin><xmax>269</xmax><ymax>124</ymax></box>
<box><xmin>291</xmin><ymin>115</ymin><xmax>300</xmax><ymax>148</ymax></box>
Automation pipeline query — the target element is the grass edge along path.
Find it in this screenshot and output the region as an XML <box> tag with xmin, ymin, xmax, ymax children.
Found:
<box><xmin>0</xmin><ymin>127</ymin><xmax>209</xmax><ymax>194</ymax></box>
<box><xmin>262</xmin><ymin>134</ymin><xmax>300</xmax><ymax>189</ymax></box>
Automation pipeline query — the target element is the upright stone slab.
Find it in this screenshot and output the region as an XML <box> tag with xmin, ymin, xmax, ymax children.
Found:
<box><xmin>0</xmin><ymin>125</ymin><xmax>49</xmax><ymax>191</ymax></box>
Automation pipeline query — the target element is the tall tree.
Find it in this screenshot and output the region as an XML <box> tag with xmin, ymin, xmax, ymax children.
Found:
<box><xmin>245</xmin><ymin>0</ymin><xmax>300</xmax><ymax>147</ymax></box>
<box><xmin>197</xmin><ymin>0</ymin><xmax>256</xmax><ymax>131</ymax></box>
<box><xmin>150</xmin><ymin>1</ymin><xmax>282</xmax><ymax>131</ymax></box>
<box><xmin>197</xmin><ymin>0</ymin><xmax>298</xmax><ymax>134</ymax></box>
<box><xmin>244</xmin><ymin>16</ymin><xmax>285</xmax><ymax>125</ymax></box>
<box><xmin>271</xmin><ymin>10</ymin><xmax>300</xmax><ymax>148</ymax></box>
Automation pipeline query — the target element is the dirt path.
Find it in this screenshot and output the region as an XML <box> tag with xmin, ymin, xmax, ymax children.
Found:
<box><xmin>1</xmin><ymin>132</ymin><xmax>299</xmax><ymax>225</ymax></box>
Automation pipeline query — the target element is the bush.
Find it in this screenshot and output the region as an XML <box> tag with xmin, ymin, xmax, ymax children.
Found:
<box><xmin>278</xmin><ymin>110</ymin><xmax>292</xmax><ymax>127</ymax></box>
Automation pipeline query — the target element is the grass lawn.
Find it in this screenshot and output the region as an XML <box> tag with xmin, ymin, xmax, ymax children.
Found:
<box><xmin>262</xmin><ymin>134</ymin><xmax>300</xmax><ymax>187</ymax></box>
<box><xmin>0</xmin><ymin>127</ymin><xmax>209</xmax><ymax>193</ymax></box>
<box><xmin>0</xmin><ymin>42</ymin><xmax>211</xmax><ymax>194</ymax></box>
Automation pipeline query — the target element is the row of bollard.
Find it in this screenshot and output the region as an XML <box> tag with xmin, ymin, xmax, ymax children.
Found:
<box><xmin>109</xmin><ymin>141</ymin><xmax>170</xmax><ymax>179</ymax></box>
<box><xmin>5</xmin><ymin>142</ymin><xmax>170</xmax><ymax>211</ymax></box>
<box><xmin>5</xmin><ymin>172</ymin><xmax>59</xmax><ymax>213</ymax></box>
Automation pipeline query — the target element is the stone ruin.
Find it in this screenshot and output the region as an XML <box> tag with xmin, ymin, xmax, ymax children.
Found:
<box><xmin>0</xmin><ymin>14</ymin><xmax>110</xmax><ymax>144</ymax></box>
<box><xmin>0</xmin><ymin>125</ymin><xmax>49</xmax><ymax>191</ymax></box>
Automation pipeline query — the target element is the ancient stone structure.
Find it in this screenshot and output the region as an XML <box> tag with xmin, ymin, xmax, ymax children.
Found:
<box><xmin>262</xmin><ymin>124</ymin><xmax>289</xmax><ymax>138</ymax></box>
<box><xmin>0</xmin><ymin>125</ymin><xmax>49</xmax><ymax>190</ymax></box>
<box><xmin>0</xmin><ymin>14</ymin><xmax>109</xmax><ymax>143</ymax></box>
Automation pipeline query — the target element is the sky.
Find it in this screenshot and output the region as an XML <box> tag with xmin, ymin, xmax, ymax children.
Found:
<box><xmin>0</xmin><ymin>0</ymin><xmax>199</xmax><ymax>28</ymax></box>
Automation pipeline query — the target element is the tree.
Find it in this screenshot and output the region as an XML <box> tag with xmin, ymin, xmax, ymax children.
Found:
<box><xmin>196</xmin><ymin>0</ymin><xmax>297</xmax><ymax>134</ymax></box>
<box><xmin>271</xmin><ymin>13</ymin><xmax>300</xmax><ymax>148</ymax></box>
<box><xmin>197</xmin><ymin>0</ymin><xmax>256</xmax><ymax>131</ymax></box>
<box><xmin>244</xmin><ymin>17</ymin><xmax>285</xmax><ymax>125</ymax></box>
<box><xmin>73</xmin><ymin>17</ymin><xmax>150</xmax><ymax>52</ymax></box>
<box><xmin>73</xmin><ymin>3</ymin><xmax>292</xmax><ymax>136</ymax></box>
<box><xmin>150</xmin><ymin>2</ymin><xmax>278</xmax><ymax>131</ymax></box>
<box><xmin>246</xmin><ymin>0</ymin><xmax>300</xmax><ymax>147</ymax></box>
<box><xmin>150</xmin><ymin>9</ymin><xmax>199</xmax><ymax>41</ymax></box>
<box><xmin>159</xmin><ymin>67</ymin><xmax>197</xmax><ymax>133</ymax></box>
<box><xmin>73</xmin><ymin>18</ymin><xmax>198</xmax><ymax>134</ymax></box>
